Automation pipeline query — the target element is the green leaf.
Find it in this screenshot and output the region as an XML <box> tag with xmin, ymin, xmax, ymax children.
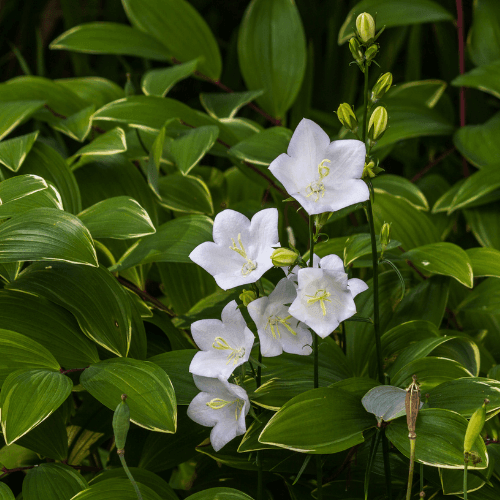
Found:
<box><xmin>338</xmin><ymin>0</ymin><xmax>453</xmax><ymax>44</ymax></box>
<box><xmin>401</xmin><ymin>242</ymin><xmax>473</xmax><ymax>287</ymax></box>
<box><xmin>238</xmin><ymin>0</ymin><xmax>306</xmax><ymax>119</ymax></box>
<box><xmin>387</xmin><ymin>79</ymin><xmax>448</xmax><ymax>108</ymax></box>
<box><xmin>171</xmin><ymin>125</ymin><xmax>219</xmax><ymax>175</ymax></box>
<box><xmin>452</xmin><ymin>59</ymin><xmax>500</xmax><ymax>100</ymax></box>
<box><xmin>50</xmin><ymin>104</ymin><xmax>95</xmax><ymax>142</ymax></box>
<box><xmin>0</xmin><ymin>131</ymin><xmax>38</xmax><ymax>172</ymax></box>
<box><xmin>71</xmin><ymin>478</ymin><xmax>162</xmax><ymax>500</ymax></box>
<box><xmin>23</xmin><ymin>463</ymin><xmax>88</xmax><ymax>500</ymax></box>
<box><xmin>258</xmin><ymin>387</ymin><xmax>375</xmax><ymax>454</ymax></box>
<box><xmin>0</xmin><ymin>101</ymin><xmax>45</xmax><ymax>141</ymax></box>
<box><xmin>465</xmin><ymin>204</ymin><xmax>500</xmax><ymax>250</ymax></box>
<box><xmin>7</xmin><ymin>262</ymin><xmax>131</xmax><ymax>357</ymax></box>
<box><xmin>468</xmin><ymin>0</ymin><xmax>500</xmax><ymax>66</ymax></box>
<box><xmin>439</xmin><ymin>467</ymin><xmax>487</xmax><ymax>495</ymax></box>
<box><xmin>200</xmin><ymin>90</ymin><xmax>265</xmax><ymax>120</ymax></box>
<box><xmin>343</xmin><ymin>233</ymin><xmax>401</xmax><ymax>267</ymax></box>
<box><xmin>50</xmin><ymin>22</ymin><xmax>171</xmax><ymax>61</ymax></box>
<box><xmin>466</xmin><ymin>247</ymin><xmax>500</xmax><ymax>278</ymax></box>
<box><xmin>362</xmin><ymin>385</ymin><xmax>409</xmax><ymax>422</ymax></box>
<box><xmin>186</xmin><ymin>488</ymin><xmax>254</xmax><ymax>500</ymax></box>
<box><xmin>386</xmin><ymin>408</ymin><xmax>488</xmax><ymax>469</ymax></box>
<box><xmin>0</xmin><ymin>262</ymin><xmax>20</xmax><ymax>283</ymax></box>
<box><xmin>70</xmin><ymin>127</ymin><xmax>127</xmax><ymax>163</ymax></box>
<box><xmin>458</xmin><ymin>278</ymin><xmax>500</xmax><ymax>315</ymax></box>
<box><xmin>0</xmin><ymin>207</ymin><xmax>97</xmax><ymax>266</ymax></box>
<box><xmin>110</xmin><ymin>215</ymin><xmax>213</xmax><ymax>272</ymax></box>
<box><xmin>157</xmin><ymin>174</ymin><xmax>213</xmax><ymax>214</ymax></box>
<box><xmin>142</xmin><ymin>60</ymin><xmax>198</xmax><ymax>97</ymax></box>
<box><xmin>0</xmin><ymin>369</ymin><xmax>72</xmax><ymax>445</ymax></box>
<box><xmin>373</xmin><ymin>174</ymin><xmax>429</xmax><ymax>210</ymax></box>
<box><xmin>122</xmin><ymin>0</ymin><xmax>222</xmax><ymax>80</ymax></box>
<box><xmin>78</xmin><ymin>196</ymin><xmax>156</xmax><ymax>239</ymax></box>
<box><xmin>80</xmin><ymin>358</ymin><xmax>176</xmax><ymax>433</ymax></box>
<box><xmin>0</xmin><ymin>484</ymin><xmax>15</xmax><ymax>500</ymax></box>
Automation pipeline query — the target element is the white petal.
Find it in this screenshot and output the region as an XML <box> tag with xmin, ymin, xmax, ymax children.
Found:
<box><xmin>348</xmin><ymin>277</ymin><xmax>369</xmax><ymax>298</ymax></box>
<box><xmin>259</xmin><ymin>330</ymin><xmax>283</xmax><ymax>357</ymax></box>
<box><xmin>191</xmin><ymin>318</ymin><xmax>223</xmax><ymax>351</ymax></box>
<box><xmin>221</xmin><ymin>300</ymin><xmax>246</xmax><ymax>331</ymax></box>
<box><xmin>269</xmin><ymin>153</ymin><xmax>301</xmax><ymax>197</ymax></box>
<box><xmin>187</xmin><ymin>391</ymin><xmax>218</xmax><ymax>427</ymax></box>
<box><xmin>192</xmin><ymin>375</ymin><xmax>224</xmax><ymax>394</ymax></box>
<box><xmin>250</xmin><ymin>208</ymin><xmax>280</xmax><ymax>247</ymax></box>
<box><xmin>210</xmin><ymin>419</ymin><xmax>239</xmax><ymax>452</ymax></box>
<box><xmin>247</xmin><ymin>296</ymin><xmax>268</xmax><ymax>331</ymax></box>
<box><xmin>213</xmin><ymin>210</ymin><xmax>251</xmax><ymax>246</ymax></box>
<box><xmin>270</xmin><ymin>277</ymin><xmax>297</xmax><ymax>304</ymax></box>
<box><xmin>287</xmin><ymin>191</ymin><xmax>328</xmax><ymax>216</ymax></box>
<box><xmin>321</xmin><ymin>179</ymin><xmax>370</xmax><ymax>212</ymax></box>
<box><xmin>325</xmin><ymin>139</ymin><xmax>366</xmax><ymax>181</ymax></box>
<box><xmin>281</xmin><ymin>323</ymin><xmax>313</xmax><ymax>356</ymax></box>
<box><xmin>189</xmin><ymin>350</ymin><xmax>238</xmax><ymax>380</ymax></box>
<box><xmin>320</xmin><ymin>254</ymin><xmax>345</xmax><ymax>273</ymax></box>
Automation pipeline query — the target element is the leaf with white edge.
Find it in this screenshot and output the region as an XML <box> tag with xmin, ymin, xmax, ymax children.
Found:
<box><xmin>145</xmin><ymin>126</ymin><xmax>165</xmax><ymax>198</ymax></box>
<box><xmin>0</xmin><ymin>131</ymin><xmax>38</xmax><ymax>172</ymax></box>
<box><xmin>362</xmin><ymin>385</ymin><xmax>422</xmax><ymax>422</ymax></box>
<box><xmin>50</xmin><ymin>22</ymin><xmax>170</xmax><ymax>61</ymax></box>
<box><xmin>373</xmin><ymin>175</ymin><xmax>429</xmax><ymax>210</ymax></box>
<box><xmin>70</xmin><ymin>127</ymin><xmax>127</xmax><ymax>163</ymax></box>
<box><xmin>0</xmin><ymin>369</ymin><xmax>72</xmax><ymax>445</ymax></box>
<box><xmin>70</xmin><ymin>478</ymin><xmax>162</xmax><ymax>500</ymax></box>
<box><xmin>0</xmin><ymin>484</ymin><xmax>15</xmax><ymax>500</ymax></box>
<box><xmin>0</xmin><ymin>174</ymin><xmax>48</xmax><ymax>204</ymax></box>
<box><xmin>464</xmin><ymin>204</ymin><xmax>500</xmax><ymax>250</ymax></box>
<box><xmin>0</xmin><ymin>101</ymin><xmax>45</xmax><ymax>141</ymax></box>
<box><xmin>458</xmin><ymin>278</ymin><xmax>500</xmax><ymax>315</ymax></box>
<box><xmin>142</xmin><ymin>60</ymin><xmax>198</xmax><ymax>97</ymax></box>
<box><xmin>387</xmin><ymin>79</ymin><xmax>448</xmax><ymax>109</ymax></box>
<box><xmin>386</xmin><ymin>408</ymin><xmax>488</xmax><ymax>469</ymax></box>
<box><xmin>200</xmin><ymin>90</ymin><xmax>265</xmax><ymax>120</ymax></box>
<box><xmin>466</xmin><ymin>247</ymin><xmax>500</xmax><ymax>278</ymax></box>
<box><xmin>23</xmin><ymin>463</ymin><xmax>88</xmax><ymax>500</ymax></box>
<box><xmin>344</xmin><ymin>233</ymin><xmax>401</xmax><ymax>267</ymax></box>
<box><xmin>171</xmin><ymin>125</ymin><xmax>219</xmax><ymax>175</ymax></box>
<box><xmin>157</xmin><ymin>173</ymin><xmax>213</xmax><ymax>214</ymax></box>
<box><xmin>452</xmin><ymin>59</ymin><xmax>500</xmax><ymax>100</ymax></box>
<box><xmin>402</xmin><ymin>242</ymin><xmax>473</xmax><ymax>287</ymax></box>
<box><xmin>110</xmin><ymin>214</ymin><xmax>213</xmax><ymax>272</ymax></box>
<box><xmin>51</xmin><ymin>104</ymin><xmax>95</xmax><ymax>142</ymax></box>
<box><xmin>0</xmin><ymin>207</ymin><xmax>97</xmax><ymax>266</ymax></box>
<box><xmin>78</xmin><ymin>196</ymin><xmax>156</xmax><ymax>240</ymax></box>
<box><xmin>186</xmin><ymin>488</ymin><xmax>255</xmax><ymax>500</ymax></box>
<box><xmin>80</xmin><ymin>358</ymin><xmax>176</xmax><ymax>433</ymax></box>
<box><xmin>0</xmin><ymin>262</ymin><xmax>21</xmax><ymax>283</ymax></box>
<box><xmin>7</xmin><ymin>262</ymin><xmax>131</xmax><ymax>357</ymax></box>
<box><xmin>56</xmin><ymin>77</ymin><xmax>125</xmax><ymax>110</ymax></box>
<box><xmin>0</xmin><ymin>184</ymin><xmax>62</xmax><ymax>219</ymax></box>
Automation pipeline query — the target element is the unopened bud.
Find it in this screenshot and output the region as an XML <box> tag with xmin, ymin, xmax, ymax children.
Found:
<box><xmin>113</xmin><ymin>394</ymin><xmax>130</xmax><ymax>452</ymax></box>
<box><xmin>368</xmin><ymin>106</ymin><xmax>388</xmax><ymax>142</ymax></box>
<box><xmin>364</xmin><ymin>44</ymin><xmax>378</xmax><ymax>62</ymax></box>
<box><xmin>464</xmin><ymin>399</ymin><xmax>489</xmax><ymax>454</ymax></box>
<box><xmin>380</xmin><ymin>222</ymin><xmax>392</xmax><ymax>250</ymax></box>
<box><xmin>239</xmin><ymin>289</ymin><xmax>257</xmax><ymax>307</ymax></box>
<box><xmin>362</xmin><ymin>161</ymin><xmax>376</xmax><ymax>179</ymax></box>
<box><xmin>271</xmin><ymin>248</ymin><xmax>300</xmax><ymax>267</ymax></box>
<box><xmin>371</xmin><ymin>72</ymin><xmax>393</xmax><ymax>102</ymax></box>
<box><xmin>124</xmin><ymin>73</ymin><xmax>135</xmax><ymax>97</ymax></box>
<box><xmin>349</xmin><ymin>37</ymin><xmax>364</xmax><ymax>66</ymax></box>
<box><xmin>337</xmin><ymin>103</ymin><xmax>358</xmax><ymax>132</ymax></box>
<box><xmin>286</xmin><ymin>226</ymin><xmax>296</xmax><ymax>248</ymax></box>
<box><xmin>356</xmin><ymin>12</ymin><xmax>376</xmax><ymax>44</ymax></box>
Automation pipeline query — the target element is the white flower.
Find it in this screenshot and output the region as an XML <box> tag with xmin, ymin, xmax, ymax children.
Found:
<box><xmin>288</xmin><ymin>254</ymin><xmax>368</xmax><ymax>338</ymax></box>
<box><xmin>187</xmin><ymin>375</ymin><xmax>250</xmax><ymax>452</ymax></box>
<box><xmin>189</xmin><ymin>300</ymin><xmax>255</xmax><ymax>380</ymax></box>
<box><xmin>247</xmin><ymin>277</ymin><xmax>312</xmax><ymax>357</ymax></box>
<box><xmin>284</xmin><ymin>253</ymin><xmax>321</xmax><ymax>283</ymax></box>
<box><xmin>269</xmin><ymin>118</ymin><xmax>369</xmax><ymax>215</ymax></box>
<box><xmin>189</xmin><ymin>208</ymin><xmax>280</xmax><ymax>290</ymax></box>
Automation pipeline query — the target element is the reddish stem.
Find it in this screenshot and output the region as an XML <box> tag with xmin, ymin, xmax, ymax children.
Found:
<box><xmin>60</xmin><ymin>366</ymin><xmax>88</xmax><ymax>375</ymax></box>
<box><xmin>410</xmin><ymin>147</ymin><xmax>456</xmax><ymax>183</ymax></box>
<box><xmin>456</xmin><ymin>0</ymin><xmax>469</xmax><ymax>177</ymax></box>
<box><xmin>117</xmin><ymin>277</ymin><xmax>175</xmax><ymax>316</ymax></box>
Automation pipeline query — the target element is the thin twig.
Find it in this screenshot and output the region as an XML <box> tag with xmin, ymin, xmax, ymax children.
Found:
<box><xmin>410</xmin><ymin>147</ymin><xmax>456</xmax><ymax>183</ymax></box>
<box><xmin>117</xmin><ymin>277</ymin><xmax>175</xmax><ymax>316</ymax></box>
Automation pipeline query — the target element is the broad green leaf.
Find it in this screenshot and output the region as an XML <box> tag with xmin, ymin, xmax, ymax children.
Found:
<box><xmin>338</xmin><ymin>0</ymin><xmax>453</xmax><ymax>44</ymax></box>
<box><xmin>238</xmin><ymin>0</ymin><xmax>306</xmax><ymax>119</ymax></box>
<box><xmin>142</xmin><ymin>60</ymin><xmax>198</xmax><ymax>97</ymax></box>
<box><xmin>373</xmin><ymin>175</ymin><xmax>429</xmax><ymax>210</ymax></box>
<box><xmin>468</xmin><ymin>0</ymin><xmax>500</xmax><ymax>66</ymax></box>
<box><xmin>186</xmin><ymin>488</ymin><xmax>254</xmax><ymax>500</ymax></box>
<box><xmin>122</xmin><ymin>0</ymin><xmax>222</xmax><ymax>80</ymax></box>
<box><xmin>70</xmin><ymin>478</ymin><xmax>162</xmax><ymax>500</ymax></box>
<box><xmin>312</xmin><ymin>236</ymin><xmax>349</xmax><ymax>259</ymax></box>
<box><xmin>452</xmin><ymin>59</ymin><xmax>500</xmax><ymax>100</ymax></box>
<box><xmin>0</xmin><ymin>207</ymin><xmax>97</xmax><ymax>266</ymax></box>
<box><xmin>466</xmin><ymin>247</ymin><xmax>500</xmax><ymax>278</ymax></box>
<box><xmin>110</xmin><ymin>215</ymin><xmax>213</xmax><ymax>272</ymax></box>
<box><xmin>51</xmin><ymin>104</ymin><xmax>95</xmax><ymax>142</ymax></box>
<box><xmin>50</xmin><ymin>22</ymin><xmax>170</xmax><ymax>61</ymax></box>
<box><xmin>0</xmin><ymin>443</ymin><xmax>38</xmax><ymax>469</ymax></box>
<box><xmin>200</xmin><ymin>90</ymin><xmax>265</xmax><ymax>120</ymax></box>
<box><xmin>464</xmin><ymin>204</ymin><xmax>500</xmax><ymax>250</ymax></box>
<box><xmin>401</xmin><ymin>242</ymin><xmax>473</xmax><ymax>287</ymax></box>
<box><xmin>386</xmin><ymin>408</ymin><xmax>488</xmax><ymax>469</ymax></box>
<box><xmin>0</xmin><ymin>369</ymin><xmax>72</xmax><ymax>445</ymax></box>
<box><xmin>0</xmin><ymin>289</ymin><xmax>99</xmax><ymax>369</ymax></box>
<box><xmin>387</xmin><ymin>79</ymin><xmax>448</xmax><ymax>109</ymax></box>
<box><xmin>7</xmin><ymin>262</ymin><xmax>131</xmax><ymax>357</ymax></box>
<box><xmin>56</xmin><ymin>77</ymin><xmax>125</xmax><ymax>110</ymax></box>
<box><xmin>458</xmin><ymin>278</ymin><xmax>500</xmax><ymax>315</ymax></box>
<box><xmin>0</xmin><ymin>101</ymin><xmax>45</xmax><ymax>141</ymax></box>
<box><xmin>0</xmin><ymin>262</ymin><xmax>21</xmax><ymax>283</ymax></box>
<box><xmin>0</xmin><ymin>329</ymin><xmax>60</xmax><ymax>384</ymax></box>
<box><xmin>23</xmin><ymin>463</ymin><xmax>88</xmax><ymax>500</ymax></box>
<box><xmin>78</xmin><ymin>196</ymin><xmax>156</xmax><ymax>239</ymax></box>
<box><xmin>362</xmin><ymin>385</ymin><xmax>412</xmax><ymax>422</ymax></box>
<box><xmin>80</xmin><ymin>358</ymin><xmax>176</xmax><ymax>433</ymax></box>
<box><xmin>258</xmin><ymin>387</ymin><xmax>375</xmax><ymax>453</ymax></box>
<box><xmin>0</xmin><ymin>184</ymin><xmax>62</xmax><ymax>219</ymax></box>
<box><xmin>381</xmin><ymin>320</ymin><xmax>440</xmax><ymax>359</ymax></box>
<box><xmin>343</xmin><ymin>233</ymin><xmax>401</xmax><ymax>267</ymax></box>
<box><xmin>0</xmin><ymin>131</ymin><xmax>38</xmax><ymax>172</ymax></box>
<box><xmin>157</xmin><ymin>174</ymin><xmax>213</xmax><ymax>214</ymax></box>
<box><xmin>70</xmin><ymin>127</ymin><xmax>127</xmax><ymax>163</ymax></box>
<box><xmin>0</xmin><ymin>484</ymin><xmax>14</xmax><ymax>500</ymax></box>
<box><xmin>439</xmin><ymin>467</ymin><xmax>487</xmax><ymax>495</ymax></box>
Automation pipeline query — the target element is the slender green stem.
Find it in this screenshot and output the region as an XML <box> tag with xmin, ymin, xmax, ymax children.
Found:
<box><xmin>362</xmin><ymin>64</ymin><xmax>370</xmax><ymax>143</ymax></box>
<box><xmin>313</xmin><ymin>334</ymin><xmax>319</xmax><ymax>389</ymax></box>
<box><xmin>420</xmin><ymin>462</ymin><xmax>424</xmax><ymax>494</ymax></box>
<box><xmin>381</xmin><ymin>429</ymin><xmax>393</xmax><ymax>500</ymax></box>
<box><xmin>309</xmin><ymin>215</ymin><xmax>315</xmax><ymax>268</ymax></box>
<box><xmin>406</xmin><ymin>439</ymin><xmax>416</xmax><ymax>500</ymax></box>
<box><xmin>316</xmin><ymin>455</ymin><xmax>323</xmax><ymax>500</ymax></box>
<box><xmin>119</xmin><ymin>453</ymin><xmax>143</xmax><ymax>500</ymax></box>
<box><xmin>364</xmin><ymin>427</ymin><xmax>382</xmax><ymax>500</ymax></box>
<box><xmin>256</xmin><ymin>349</ymin><xmax>263</xmax><ymax>500</ymax></box>
<box><xmin>464</xmin><ymin>453</ymin><xmax>469</xmax><ymax>500</ymax></box>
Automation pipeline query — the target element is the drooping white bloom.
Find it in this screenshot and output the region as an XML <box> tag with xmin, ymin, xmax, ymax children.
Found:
<box><xmin>189</xmin><ymin>300</ymin><xmax>254</xmax><ymax>380</ymax></box>
<box><xmin>269</xmin><ymin>118</ymin><xmax>369</xmax><ymax>215</ymax></box>
<box><xmin>289</xmin><ymin>254</ymin><xmax>368</xmax><ymax>338</ymax></box>
<box><xmin>247</xmin><ymin>277</ymin><xmax>312</xmax><ymax>357</ymax></box>
<box><xmin>284</xmin><ymin>253</ymin><xmax>321</xmax><ymax>283</ymax></box>
<box><xmin>187</xmin><ymin>375</ymin><xmax>250</xmax><ymax>452</ymax></box>
<box><xmin>189</xmin><ymin>208</ymin><xmax>280</xmax><ymax>290</ymax></box>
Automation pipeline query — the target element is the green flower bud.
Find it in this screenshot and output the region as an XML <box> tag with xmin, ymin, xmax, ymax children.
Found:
<box><xmin>349</xmin><ymin>37</ymin><xmax>364</xmax><ymax>66</ymax></box>
<box><xmin>271</xmin><ymin>248</ymin><xmax>300</xmax><ymax>267</ymax></box>
<box><xmin>239</xmin><ymin>289</ymin><xmax>257</xmax><ymax>307</ymax></box>
<box><xmin>364</xmin><ymin>44</ymin><xmax>378</xmax><ymax>62</ymax></box>
<box><xmin>356</xmin><ymin>12</ymin><xmax>376</xmax><ymax>43</ymax></box>
<box><xmin>286</xmin><ymin>226</ymin><xmax>296</xmax><ymax>248</ymax></box>
<box><xmin>337</xmin><ymin>103</ymin><xmax>358</xmax><ymax>132</ymax></box>
<box><xmin>113</xmin><ymin>394</ymin><xmax>130</xmax><ymax>452</ymax></box>
<box><xmin>368</xmin><ymin>106</ymin><xmax>388</xmax><ymax>142</ymax></box>
<box><xmin>362</xmin><ymin>161</ymin><xmax>376</xmax><ymax>179</ymax></box>
<box><xmin>371</xmin><ymin>72</ymin><xmax>393</xmax><ymax>102</ymax></box>
<box><xmin>380</xmin><ymin>222</ymin><xmax>392</xmax><ymax>250</ymax></box>
<box><xmin>464</xmin><ymin>399</ymin><xmax>489</xmax><ymax>454</ymax></box>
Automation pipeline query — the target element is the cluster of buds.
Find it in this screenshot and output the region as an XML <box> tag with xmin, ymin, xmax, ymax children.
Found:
<box><xmin>349</xmin><ymin>12</ymin><xmax>384</xmax><ymax>73</ymax></box>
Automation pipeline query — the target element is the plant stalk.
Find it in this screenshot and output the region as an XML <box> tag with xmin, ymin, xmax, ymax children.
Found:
<box><xmin>256</xmin><ymin>349</ymin><xmax>263</xmax><ymax>500</ymax></box>
<box><xmin>406</xmin><ymin>438</ymin><xmax>416</xmax><ymax>500</ymax></box>
<box><xmin>464</xmin><ymin>453</ymin><xmax>469</xmax><ymax>500</ymax></box>
<box><xmin>118</xmin><ymin>452</ymin><xmax>143</xmax><ymax>500</ymax></box>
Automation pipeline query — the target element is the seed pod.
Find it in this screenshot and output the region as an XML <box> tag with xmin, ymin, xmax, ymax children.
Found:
<box><xmin>464</xmin><ymin>399</ymin><xmax>489</xmax><ymax>453</ymax></box>
<box><xmin>371</xmin><ymin>72</ymin><xmax>393</xmax><ymax>102</ymax></box>
<box><xmin>368</xmin><ymin>106</ymin><xmax>388</xmax><ymax>142</ymax></box>
<box><xmin>337</xmin><ymin>103</ymin><xmax>358</xmax><ymax>132</ymax></box>
<box><xmin>113</xmin><ymin>394</ymin><xmax>130</xmax><ymax>452</ymax></box>
<box><xmin>356</xmin><ymin>12</ymin><xmax>376</xmax><ymax>43</ymax></box>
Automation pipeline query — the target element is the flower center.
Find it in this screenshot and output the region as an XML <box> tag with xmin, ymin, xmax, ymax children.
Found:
<box><xmin>305</xmin><ymin>159</ymin><xmax>331</xmax><ymax>202</ymax></box>
<box><xmin>229</xmin><ymin>233</ymin><xmax>258</xmax><ymax>276</ymax></box>
<box><xmin>206</xmin><ymin>398</ymin><xmax>244</xmax><ymax>420</ymax></box>
<box><xmin>212</xmin><ymin>336</ymin><xmax>246</xmax><ymax>365</ymax></box>
<box><xmin>265</xmin><ymin>315</ymin><xmax>297</xmax><ymax>339</ymax></box>
<box><xmin>306</xmin><ymin>288</ymin><xmax>332</xmax><ymax>316</ymax></box>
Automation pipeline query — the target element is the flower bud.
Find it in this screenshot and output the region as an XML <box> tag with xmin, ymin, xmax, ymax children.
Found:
<box><xmin>368</xmin><ymin>106</ymin><xmax>388</xmax><ymax>142</ymax></box>
<box><xmin>364</xmin><ymin>44</ymin><xmax>378</xmax><ymax>62</ymax></box>
<box><xmin>286</xmin><ymin>226</ymin><xmax>296</xmax><ymax>248</ymax></box>
<box><xmin>371</xmin><ymin>72</ymin><xmax>393</xmax><ymax>102</ymax></box>
<box><xmin>362</xmin><ymin>161</ymin><xmax>376</xmax><ymax>179</ymax></box>
<box><xmin>380</xmin><ymin>222</ymin><xmax>391</xmax><ymax>249</ymax></box>
<box><xmin>349</xmin><ymin>37</ymin><xmax>364</xmax><ymax>66</ymax></box>
<box><xmin>112</xmin><ymin>394</ymin><xmax>130</xmax><ymax>452</ymax></box>
<box><xmin>464</xmin><ymin>399</ymin><xmax>489</xmax><ymax>454</ymax></box>
<box><xmin>271</xmin><ymin>248</ymin><xmax>300</xmax><ymax>267</ymax></box>
<box><xmin>356</xmin><ymin>12</ymin><xmax>376</xmax><ymax>44</ymax></box>
<box><xmin>337</xmin><ymin>103</ymin><xmax>358</xmax><ymax>132</ymax></box>
<box><xmin>239</xmin><ymin>289</ymin><xmax>257</xmax><ymax>307</ymax></box>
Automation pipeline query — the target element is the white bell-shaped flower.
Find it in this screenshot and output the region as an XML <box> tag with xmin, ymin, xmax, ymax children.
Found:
<box><xmin>284</xmin><ymin>253</ymin><xmax>321</xmax><ymax>283</ymax></box>
<box><xmin>247</xmin><ymin>277</ymin><xmax>312</xmax><ymax>357</ymax></box>
<box><xmin>269</xmin><ymin>118</ymin><xmax>369</xmax><ymax>215</ymax></box>
<box><xmin>189</xmin><ymin>300</ymin><xmax>255</xmax><ymax>380</ymax></box>
<box><xmin>187</xmin><ymin>375</ymin><xmax>250</xmax><ymax>452</ymax></box>
<box><xmin>189</xmin><ymin>208</ymin><xmax>280</xmax><ymax>290</ymax></box>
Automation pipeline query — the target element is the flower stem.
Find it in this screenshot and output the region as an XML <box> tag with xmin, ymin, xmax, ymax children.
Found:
<box><xmin>406</xmin><ymin>438</ymin><xmax>416</xmax><ymax>500</ymax></box>
<box><xmin>256</xmin><ymin>349</ymin><xmax>263</xmax><ymax>500</ymax></box>
<box><xmin>118</xmin><ymin>452</ymin><xmax>143</xmax><ymax>500</ymax></box>
<box><xmin>362</xmin><ymin>65</ymin><xmax>370</xmax><ymax>143</ymax></box>
<box><xmin>464</xmin><ymin>453</ymin><xmax>469</xmax><ymax>500</ymax></box>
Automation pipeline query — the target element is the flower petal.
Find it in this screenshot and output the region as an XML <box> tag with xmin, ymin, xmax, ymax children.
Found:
<box><xmin>287</xmin><ymin>118</ymin><xmax>330</xmax><ymax>171</ymax></box>
<box><xmin>325</xmin><ymin>139</ymin><xmax>366</xmax><ymax>181</ymax></box>
<box><xmin>187</xmin><ymin>391</ymin><xmax>218</xmax><ymax>427</ymax></box>
<box><xmin>320</xmin><ymin>254</ymin><xmax>345</xmax><ymax>273</ymax></box>
<box><xmin>321</xmin><ymin>179</ymin><xmax>370</xmax><ymax>212</ymax></box>
<box><xmin>348</xmin><ymin>277</ymin><xmax>369</xmax><ymax>298</ymax></box>
<box><xmin>213</xmin><ymin>209</ymin><xmax>251</xmax><ymax>246</ymax></box>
